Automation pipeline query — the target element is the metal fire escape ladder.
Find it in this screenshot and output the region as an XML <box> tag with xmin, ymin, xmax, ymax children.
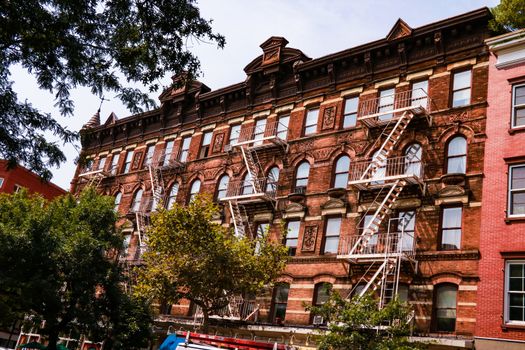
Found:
<box><xmin>360</xmin><ymin>111</ymin><xmax>416</xmax><ymax>182</ymax></box>
<box><xmin>135</xmin><ymin>211</ymin><xmax>148</xmax><ymax>259</ymax></box>
<box><xmin>228</xmin><ymin>200</ymin><xmax>253</xmax><ymax>238</ymax></box>
<box><xmin>148</xmin><ymin>164</ymin><xmax>165</xmax><ymax>210</ymax></box>
<box><xmin>348</xmin><ymin>179</ymin><xmax>406</xmax><ymax>256</ymax></box>
<box><xmin>240</xmin><ymin>146</ymin><xmax>264</xmax><ymax>193</ymax></box>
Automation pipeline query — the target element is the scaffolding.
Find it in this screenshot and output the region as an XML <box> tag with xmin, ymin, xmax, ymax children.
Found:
<box><xmin>220</xmin><ymin>119</ymin><xmax>288</xmax><ymax>237</ymax></box>
<box><xmin>337</xmin><ymin>88</ymin><xmax>431</xmax><ymax>308</ymax></box>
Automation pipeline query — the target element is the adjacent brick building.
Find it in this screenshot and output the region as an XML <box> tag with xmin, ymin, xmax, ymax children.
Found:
<box><xmin>72</xmin><ymin>8</ymin><xmax>493</xmax><ymax>349</ymax></box>
<box><xmin>475</xmin><ymin>30</ymin><xmax>525</xmax><ymax>350</ymax></box>
<box><xmin>0</xmin><ymin>160</ymin><xmax>66</xmax><ymax>200</ymax></box>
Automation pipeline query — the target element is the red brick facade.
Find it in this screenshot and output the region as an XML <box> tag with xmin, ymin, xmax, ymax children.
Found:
<box><xmin>475</xmin><ymin>30</ymin><xmax>525</xmax><ymax>350</ymax></box>
<box><xmin>73</xmin><ymin>8</ymin><xmax>493</xmax><ymax>348</ymax></box>
<box><xmin>0</xmin><ymin>160</ymin><xmax>66</xmax><ymax>199</ymax></box>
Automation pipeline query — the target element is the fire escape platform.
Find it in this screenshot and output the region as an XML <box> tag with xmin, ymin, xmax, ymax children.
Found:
<box><xmin>349</xmin><ymin>173</ymin><xmax>423</xmax><ymax>190</ymax></box>
<box><xmin>232</xmin><ymin>135</ymin><xmax>287</xmax><ymax>149</ymax></box>
<box><xmin>220</xmin><ymin>192</ymin><xmax>273</xmax><ymax>203</ymax></box>
<box><xmin>358</xmin><ymin>105</ymin><xmax>428</xmax><ymax>128</ymax></box>
<box><xmin>78</xmin><ymin>169</ymin><xmax>109</xmax><ymax>178</ymax></box>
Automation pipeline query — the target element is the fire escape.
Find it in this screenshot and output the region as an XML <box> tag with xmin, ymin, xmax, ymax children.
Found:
<box><xmin>134</xmin><ymin>148</ymin><xmax>187</xmax><ymax>261</ymax></box>
<box><xmin>220</xmin><ymin>119</ymin><xmax>288</xmax><ymax>238</ymax></box>
<box><xmin>337</xmin><ymin>88</ymin><xmax>432</xmax><ymax>308</ymax></box>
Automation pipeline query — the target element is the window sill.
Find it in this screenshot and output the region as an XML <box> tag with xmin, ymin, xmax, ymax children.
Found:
<box><xmin>501</xmin><ymin>322</ymin><xmax>525</xmax><ymax>331</ymax></box>
<box><xmin>505</xmin><ymin>216</ymin><xmax>525</xmax><ymax>224</ymax></box>
<box><xmin>509</xmin><ymin>126</ymin><xmax>525</xmax><ymax>135</ymax></box>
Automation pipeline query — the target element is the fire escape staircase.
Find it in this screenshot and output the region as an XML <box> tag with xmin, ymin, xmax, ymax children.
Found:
<box><xmin>339</xmin><ymin>89</ymin><xmax>430</xmax><ymax>308</ymax></box>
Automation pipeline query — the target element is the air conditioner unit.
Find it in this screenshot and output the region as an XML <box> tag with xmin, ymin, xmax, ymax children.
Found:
<box><xmin>312</xmin><ymin>315</ymin><xmax>324</xmax><ymax>325</ymax></box>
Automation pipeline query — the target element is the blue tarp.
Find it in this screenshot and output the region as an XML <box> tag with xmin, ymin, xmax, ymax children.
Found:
<box><xmin>159</xmin><ymin>334</ymin><xmax>186</xmax><ymax>350</ymax></box>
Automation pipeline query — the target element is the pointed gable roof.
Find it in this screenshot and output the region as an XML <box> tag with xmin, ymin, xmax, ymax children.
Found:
<box><xmin>386</xmin><ymin>18</ymin><xmax>413</xmax><ymax>41</ymax></box>
<box><xmin>104</xmin><ymin>112</ymin><xmax>118</xmax><ymax>125</ymax></box>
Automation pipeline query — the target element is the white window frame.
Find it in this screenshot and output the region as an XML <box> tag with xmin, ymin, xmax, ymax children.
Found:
<box><xmin>179</xmin><ymin>137</ymin><xmax>191</xmax><ymax>162</ymax></box>
<box><xmin>229</xmin><ymin>124</ymin><xmax>241</xmax><ymax>146</ymax></box>
<box><xmin>123</xmin><ymin>150</ymin><xmax>134</xmax><ymax>173</ymax></box>
<box><xmin>505</xmin><ymin>260</ymin><xmax>525</xmax><ymax>325</ymax></box>
<box><xmin>343</xmin><ymin>96</ymin><xmax>359</xmax><ymax>128</ymax></box>
<box><xmin>512</xmin><ymin>84</ymin><xmax>525</xmax><ymax>129</ymax></box>
<box><xmin>509</xmin><ymin>164</ymin><xmax>525</xmax><ymax>218</ymax></box>
<box><xmin>0</xmin><ymin>177</ymin><xmax>4</xmax><ymax>189</ymax></box>
<box><xmin>304</xmin><ymin>108</ymin><xmax>319</xmax><ymax>136</ymax></box>
<box><xmin>452</xmin><ymin>70</ymin><xmax>472</xmax><ymax>108</ymax></box>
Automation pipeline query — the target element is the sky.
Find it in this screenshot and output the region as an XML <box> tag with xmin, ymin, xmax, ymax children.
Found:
<box><xmin>10</xmin><ymin>0</ymin><xmax>499</xmax><ymax>190</ymax></box>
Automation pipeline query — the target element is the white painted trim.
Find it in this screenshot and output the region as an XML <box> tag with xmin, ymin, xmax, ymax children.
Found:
<box><xmin>145</xmin><ymin>138</ymin><xmax>158</xmax><ymax>145</ymax></box>
<box><xmin>406</xmin><ymin>69</ymin><xmax>433</xmax><ymax>81</ymax></box>
<box><xmin>458</xmin><ymin>285</ymin><xmax>477</xmax><ymax>291</ymax></box>
<box><xmin>340</xmin><ymin>86</ymin><xmax>363</xmax><ymax>97</ymax></box>
<box><xmin>124</xmin><ymin>144</ymin><xmax>136</xmax><ymax>150</ymax></box>
<box><xmin>446</xmin><ymin>58</ymin><xmax>476</xmax><ymax>71</ymax></box>
<box><xmin>429</xmin><ymin>71</ymin><xmax>451</xmax><ymax>79</ymax></box>
<box><xmin>253</xmin><ymin>109</ymin><xmax>271</xmax><ymax>118</ymax></box>
<box><xmin>374</xmin><ymin>77</ymin><xmax>399</xmax><ymax>88</ymax></box>
<box><xmin>304</xmin><ymin>215</ymin><xmax>322</xmax><ymax>221</ymax></box>
<box><xmin>228</xmin><ymin>116</ymin><xmax>245</xmax><ymax>124</ymax></box>
<box><xmin>179</xmin><ymin>129</ymin><xmax>194</xmax><ymax>137</ymax></box>
<box><xmin>275</xmin><ymin>103</ymin><xmax>294</xmax><ymax>114</ymax></box>
<box><xmin>111</xmin><ymin>147</ymin><xmax>122</xmax><ymax>153</ymax></box>
<box><xmin>303</xmin><ymin>96</ymin><xmax>324</xmax><ymax>107</ymax></box>
<box><xmin>201</xmin><ymin>123</ymin><xmax>216</xmax><ymax>131</ymax></box>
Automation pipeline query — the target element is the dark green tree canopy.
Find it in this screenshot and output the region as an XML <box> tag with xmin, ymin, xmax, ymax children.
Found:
<box><xmin>0</xmin><ymin>188</ymin><xmax>153</xmax><ymax>350</ymax></box>
<box><xmin>0</xmin><ymin>0</ymin><xmax>225</xmax><ymax>179</ymax></box>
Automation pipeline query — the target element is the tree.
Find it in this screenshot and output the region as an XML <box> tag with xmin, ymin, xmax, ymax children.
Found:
<box><xmin>134</xmin><ymin>195</ymin><xmax>289</xmax><ymax>332</ymax></box>
<box><xmin>490</xmin><ymin>0</ymin><xmax>525</xmax><ymax>32</ymax></box>
<box><xmin>0</xmin><ymin>0</ymin><xmax>225</xmax><ymax>179</ymax></box>
<box><xmin>308</xmin><ymin>291</ymin><xmax>424</xmax><ymax>350</ymax></box>
<box><xmin>0</xmin><ymin>188</ymin><xmax>153</xmax><ymax>350</ymax></box>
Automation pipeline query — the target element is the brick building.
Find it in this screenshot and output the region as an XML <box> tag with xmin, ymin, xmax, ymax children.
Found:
<box><xmin>0</xmin><ymin>160</ymin><xmax>66</xmax><ymax>200</ymax></box>
<box><xmin>72</xmin><ymin>8</ymin><xmax>492</xmax><ymax>349</ymax></box>
<box><xmin>475</xmin><ymin>30</ymin><xmax>525</xmax><ymax>350</ymax></box>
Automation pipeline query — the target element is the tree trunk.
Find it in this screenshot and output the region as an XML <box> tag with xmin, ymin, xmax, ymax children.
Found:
<box><xmin>47</xmin><ymin>330</ymin><xmax>59</xmax><ymax>350</ymax></box>
<box><xmin>202</xmin><ymin>309</ymin><xmax>210</xmax><ymax>334</ymax></box>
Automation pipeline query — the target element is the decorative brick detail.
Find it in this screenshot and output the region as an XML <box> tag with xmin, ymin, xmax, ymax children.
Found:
<box><xmin>301</xmin><ymin>225</ymin><xmax>318</xmax><ymax>252</ymax></box>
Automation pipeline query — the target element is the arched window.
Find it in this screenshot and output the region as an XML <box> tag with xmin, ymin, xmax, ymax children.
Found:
<box><xmin>189</xmin><ymin>180</ymin><xmax>201</xmax><ymax>202</ymax></box>
<box><xmin>242</xmin><ymin>172</ymin><xmax>253</xmax><ymax>195</ymax></box>
<box><xmin>295</xmin><ymin>161</ymin><xmax>310</xmax><ymax>192</ymax></box>
<box><xmin>131</xmin><ymin>188</ymin><xmax>143</xmax><ymax>212</ymax></box>
<box><xmin>266</xmin><ymin>166</ymin><xmax>280</xmax><ymax>193</ymax></box>
<box><xmin>114</xmin><ymin>192</ymin><xmax>122</xmax><ymax>212</ymax></box>
<box><xmin>166</xmin><ymin>183</ymin><xmax>179</xmax><ymax>209</ymax></box>
<box><xmin>216</xmin><ymin>175</ymin><xmax>229</xmax><ymax>200</ymax></box>
<box><xmin>433</xmin><ymin>284</ymin><xmax>458</xmax><ymax>332</ymax></box>
<box><xmin>404</xmin><ymin>143</ymin><xmax>422</xmax><ymax>177</ymax></box>
<box><xmin>446</xmin><ymin>136</ymin><xmax>467</xmax><ymax>174</ymax></box>
<box><xmin>333</xmin><ymin>155</ymin><xmax>350</xmax><ymax>188</ymax></box>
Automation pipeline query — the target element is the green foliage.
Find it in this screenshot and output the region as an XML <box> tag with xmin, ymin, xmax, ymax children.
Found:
<box><xmin>0</xmin><ymin>0</ymin><xmax>225</xmax><ymax>179</ymax></box>
<box><xmin>0</xmin><ymin>188</ymin><xmax>153</xmax><ymax>350</ymax></box>
<box><xmin>490</xmin><ymin>0</ymin><xmax>525</xmax><ymax>32</ymax></box>
<box><xmin>135</xmin><ymin>195</ymin><xmax>288</xmax><ymax>330</ymax></box>
<box><xmin>308</xmin><ymin>291</ymin><xmax>424</xmax><ymax>350</ymax></box>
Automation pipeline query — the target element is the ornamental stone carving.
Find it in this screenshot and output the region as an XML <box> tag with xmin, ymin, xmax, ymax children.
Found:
<box><xmin>302</xmin><ymin>225</ymin><xmax>318</xmax><ymax>252</ymax></box>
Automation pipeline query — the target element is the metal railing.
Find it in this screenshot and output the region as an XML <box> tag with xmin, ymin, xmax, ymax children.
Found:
<box><xmin>358</xmin><ymin>88</ymin><xmax>431</xmax><ymax>120</ymax></box>
<box><xmin>348</xmin><ymin>155</ymin><xmax>423</xmax><ymax>183</ymax></box>
<box><xmin>234</xmin><ymin>120</ymin><xmax>289</xmax><ymax>146</ymax></box>
<box><xmin>194</xmin><ymin>298</ymin><xmax>259</xmax><ymax>321</ymax></box>
<box><xmin>153</xmin><ymin>149</ymin><xmax>186</xmax><ymax>169</ymax></box>
<box><xmin>223</xmin><ymin>178</ymin><xmax>276</xmax><ymax>200</ymax></box>
<box><xmin>338</xmin><ymin>232</ymin><xmax>416</xmax><ymax>258</ymax></box>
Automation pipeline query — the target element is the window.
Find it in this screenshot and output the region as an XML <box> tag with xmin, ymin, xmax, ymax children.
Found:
<box><xmin>13</xmin><ymin>184</ymin><xmax>23</xmax><ymax>193</ymax></box>
<box><xmin>229</xmin><ymin>124</ymin><xmax>241</xmax><ymax>146</ymax></box>
<box><xmin>166</xmin><ymin>183</ymin><xmax>179</xmax><ymax>209</ymax></box>
<box><xmin>285</xmin><ymin>220</ymin><xmax>300</xmax><ymax>256</ymax></box>
<box><xmin>0</xmin><ymin>177</ymin><xmax>4</xmax><ymax>189</ymax></box>
<box><xmin>295</xmin><ymin>161</ymin><xmax>310</xmax><ymax>193</ymax></box>
<box><xmin>131</xmin><ymin>189</ymin><xmax>143</xmax><ymax>212</ymax></box>
<box><xmin>440</xmin><ymin>207</ymin><xmax>462</xmax><ymax>250</ymax></box>
<box><xmin>304</xmin><ymin>108</ymin><xmax>319</xmax><ymax>135</ymax></box>
<box><xmin>371</xmin><ymin>150</ymin><xmax>386</xmax><ymax>185</ymax></box>
<box><xmin>143</xmin><ymin>145</ymin><xmax>155</xmax><ymax>168</ymax></box>
<box><xmin>404</xmin><ymin>143</ymin><xmax>422</xmax><ymax>177</ymax></box>
<box><xmin>121</xmin><ymin>234</ymin><xmax>131</xmax><ymax>257</ymax></box>
<box><xmin>123</xmin><ymin>150</ymin><xmax>134</xmax><ymax>173</ymax></box>
<box><xmin>217</xmin><ymin>175</ymin><xmax>229</xmax><ymax>200</ymax></box>
<box><xmin>433</xmin><ymin>284</ymin><xmax>457</xmax><ymax>332</ymax></box>
<box><xmin>255</xmin><ymin>223</ymin><xmax>269</xmax><ymax>254</ymax></box>
<box><xmin>114</xmin><ymin>192</ymin><xmax>122</xmax><ymax>212</ymax></box>
<box><xmin>446</xmin><ymin>136</ymin><xmax>467</xmax><ymax>174</ymax></box>
<box><xmin>97</xmin><ymin>156</ymin><xmax>106</xmax><ymax>171</ymax></box>
<box><xmin>509</xmin><ymin>165</ymin><xmax>525</xmax><ymax>216</ymax></box>
<box><xmin>353</xmin><ymin>284</ymin><xmax>366</xmax><ymax>298</ymax></box>
<box><xmin>323</xmin><ymin>217</ymin><xmax>341</xmax><ymax>254</ymax></box>
<box><xmin>312</xmin><ymin>283</ymin><xmax>331</xmax><ymax>323</ymax></box>
<box><xmin>189</xmin><ymin>179</ymin><xmax>201</xmax><ymax>202</ymax></box>
<box><xmin>398</xmin><ymin>284</ymin><xmax>409</xmax><ymax>303</ymax></box>
<box><xmin>362</xmin><ymin>214</ymin><xmax>378</xmax><ymax>253</ymax></box>
<box><xmin>110</xmin><ymin>153</ymin><xmax>120</xmax><ymax>175</ymax></box>
<box><xmin>162</xmin><ymin>140</ymin><xmax>174</xmax><ymax>166</ymax></box>
<box><xmin>179</xmin><ymin>137</ymin><xmax>191</xmax><ymax>162</ymax></box>
<box><xmin>333</xmin><ymin>156</ymin><xmax>350</xmax><ymax>189</ymax></box>
<box><xmin>199</xmin><ymin>132</ymin><xmax>213</xmax><ymax>158</ymax></box>
<box><xmin>452</xmin><ymin>70</ymin><xmax>471</xmax><ymax>107</ymax></box>
<box><xmin>242</xmin><ymin>172</ymin><xmax>254</xmax><ymax>195</ymax></box>
<box><xmin>398</xmin><ymin>211</ymin><xmax>416</xmax><ymax>252</ymax></box>
<box><xmin>411</xmin><ymin>80</ymin><xmax>429</xmax><ymax>108</ymax></box>
<box><xmin>343</xmin><ymin>96</ymin><xmax>358</xmax><ymax>128</ymax></box>
<box><xmin>505</xmin><ymin>261</ymin><xmax>525</xmax><ymax>324</ymax></box>
<box><xmin>378</xmin><ymin>88</ymin><xmax>395</xmax><ymax>121</ymax></box>
<box><xmin>266</xmin><ymin>166</ymin><xmax>280</xmax><ymax>193</ymax></box>
<box><xmin>277</xmin><ymin>115</ymin><xmax>290</xmax><ymax>140</ymax></box>
<box><xmin>85</xmin><ymin>159</ymin><xmax>94</xmax><ymax>172</ymax></box>
<box><xmin>253</xmin><ymin>118</ymin><xmax>267</xmax><ymax>146</ymax></box>
<box><xmin>512</xmin><ymin>84</ymin><xmax>525</xmax><ymax>128</ymax></box>
<box><xmin>271</xmin><ymin>283</ymin><xmax>290</xmax><ymax>323</ymax></box>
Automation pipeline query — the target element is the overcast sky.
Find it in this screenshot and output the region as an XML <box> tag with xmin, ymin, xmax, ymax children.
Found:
<box><xmin>11</xmin><ymin>0</ymin><xmax>499</xmax><ymax>190</ymax></box>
